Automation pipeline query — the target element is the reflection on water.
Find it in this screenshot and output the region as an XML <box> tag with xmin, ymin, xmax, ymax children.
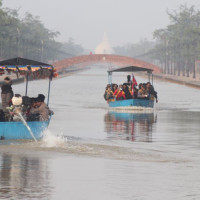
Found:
<box><xmin>0</xmin><ymin>153</ymin><xmax>51</xmax><ymax>199</ymax></box>
<box><xmin>104</xmin><ymin>111</ymin><xmax>157</xmax><ymax>142</ymax></box>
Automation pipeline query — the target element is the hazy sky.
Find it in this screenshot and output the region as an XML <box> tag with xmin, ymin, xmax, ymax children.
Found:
<box><xmin>3</xmin><ymin>0</ymin><xmax>200</xmax><ymax>50</ymax></box>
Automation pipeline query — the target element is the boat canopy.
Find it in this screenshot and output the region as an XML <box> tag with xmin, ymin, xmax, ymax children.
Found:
<box><xmin>108</xmin><ymin>66</ymin><xmax>153</xmax><ymax>73</ymax></box>
<box><xmin>0</xmin><ymin>57</ymin><xmax>58</xmax><ymax>78</ymax></box>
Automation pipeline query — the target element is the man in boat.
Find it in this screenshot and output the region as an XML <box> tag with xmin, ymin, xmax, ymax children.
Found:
<box><xmin>122</xmin><ymin>83</ymin><xmax>132</xmax><ymax>99</ymax></box>
<box><xmin>1</xmin><ymin>76</ymin><xmax>14</xmax><ymax>120</ymax></box>
<box><xmin>114</xmin><ymin>85</ymin><xmax>126</xmax><ymax>100</ymax></box>
<box><xmin>146</xmin><ymin>82</ymin><xmax>158</xmax><ymax>103</ymax></box>
<box><xmin>132</xmin><ymin>86</ymin><xmax>138</xmax><ymax>99</ymax></box>
<box><xmin>29</xmin><ymin>94</ymin><xmax>51</xmax><ymax>121</ymax></box>
<box><xmin>126</xmin><ymin>75</ymin><xmax>132</xmax><ymax>86</ymax></box>
<box><xmin>104</xmin><ymin>85</ymin><xmax>114</xmax><ymax>102</ymax></box>
<box><xmin>137</xmin><ymin>84</ymin><xmax>148</xmax><ymax>99</ymax></box>
<box><xmin>112</xmin><ymin>84</ymin><xmax>118</xmax><ymax>93</ymax></box>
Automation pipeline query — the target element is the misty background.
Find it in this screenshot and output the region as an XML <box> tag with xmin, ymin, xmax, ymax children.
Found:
<box><xmin>3</xmin><ymin>0</ymin><xmax>200</xmax><ymax>48</ymax></box>
<box><xmin>1</xmin><ymin>0</ymin><xmax>200</xmax><ymax>78</ymax></box>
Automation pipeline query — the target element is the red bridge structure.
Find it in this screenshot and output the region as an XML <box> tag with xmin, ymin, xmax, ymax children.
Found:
<box><xmin>53</xmin><ymin>54</ymin><xmax>162</xmax><ymax>73</ymax></box>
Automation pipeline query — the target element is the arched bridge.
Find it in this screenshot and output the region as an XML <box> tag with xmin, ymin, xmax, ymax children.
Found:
<box><xmin>53</xmin><ymin>54</ymin><xmax>162</xmax><ymax>73</ymax></box>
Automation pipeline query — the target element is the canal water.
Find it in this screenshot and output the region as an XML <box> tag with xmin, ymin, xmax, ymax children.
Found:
<box><xmin>0</xmin><ymin>68</ymin><xmax>200</xmax><ymax>200</ymax></box>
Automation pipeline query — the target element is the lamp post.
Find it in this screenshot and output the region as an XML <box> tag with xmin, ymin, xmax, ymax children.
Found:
<box><xmin>16</xmin><ymin>28</ymin><xmax>20</xmax><ymax>57</ymax></box>
<box><xmin>165</xmin><ymin>39</ymin><xmax>169</xmax><ymax>74</ymax></box>
<box><xmin>41</xmin><ymin>40</ymin><xmax>44</xmax><ymax>61</ymax></box>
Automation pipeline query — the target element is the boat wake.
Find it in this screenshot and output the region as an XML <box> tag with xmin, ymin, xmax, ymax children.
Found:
<box><xmin>40</xmin><ymin>130</ymin><xmax>67</xmax><ymax>148</ymax></box>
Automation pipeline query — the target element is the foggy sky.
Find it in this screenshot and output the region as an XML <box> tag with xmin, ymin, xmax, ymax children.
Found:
<box><xmin>3</xmin><ymin>0</ymin><xmax>200</xmax><ymax>51</ymax></box>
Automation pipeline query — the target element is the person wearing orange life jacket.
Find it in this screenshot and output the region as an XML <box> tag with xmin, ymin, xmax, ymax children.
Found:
<box><xmin>113</xmin><ymin>84</ymin><xmax>119</xmax><ymax>96</ymax></box>
<box><xmin>115</xmin><ymin>85</ymin><xmax>126</xmax><ymax>100</ymax></box>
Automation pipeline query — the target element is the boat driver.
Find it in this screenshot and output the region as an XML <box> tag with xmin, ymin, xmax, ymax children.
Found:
<box><xmin>29</xmin><ymin>94</ymin><xmax>51</xmax><ymax>121</ymax></box>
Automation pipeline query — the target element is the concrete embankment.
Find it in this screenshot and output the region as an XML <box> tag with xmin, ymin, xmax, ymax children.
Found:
<box><xmin>153</xmin><ymin>73</ymin><xmax>200</xmax><ymax>89</ymax></box>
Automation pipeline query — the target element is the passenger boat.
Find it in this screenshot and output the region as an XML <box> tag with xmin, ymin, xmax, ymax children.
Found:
<box><xmin>0</xmin><ymin>57</ymin><xmax>57</xmax><ymax>141</ymax></box>
<box><xmin>107</xmin><ymin>66</ymin><xmax>155</xmax><ymax>110</ymax></box>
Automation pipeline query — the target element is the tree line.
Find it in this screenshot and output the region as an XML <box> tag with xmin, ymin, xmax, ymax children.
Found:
<box><xmin>115</xmin><ymin>5</ymin><xmax>200</xmax><ymax>78</ymax></box>
<box><xmin>0</xmin><ymin>1</ymin><xmax>84</xmax><ymax>63</ymax></box>
<box><xmin>152</xmin><ymin>5</ymin><xmax>200</xmax><ymax>77</ymax></box>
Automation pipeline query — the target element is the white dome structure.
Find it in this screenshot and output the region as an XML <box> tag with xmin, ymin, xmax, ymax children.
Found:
<box><xmin>95</xmin><ymin>32</ymin><xmax>114</xmax><ymax>54</ymax></box>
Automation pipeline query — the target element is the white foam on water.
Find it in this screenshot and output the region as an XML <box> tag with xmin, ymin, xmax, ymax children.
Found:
<box><xmin>41</xmin><ymin>130</ymin><xmax>67</xmax><ymax>148</ymax></box>
<box><xmin>108</xmin><ymin>106</ymin><xmax>154</xmax><ymax>113</ymax></box>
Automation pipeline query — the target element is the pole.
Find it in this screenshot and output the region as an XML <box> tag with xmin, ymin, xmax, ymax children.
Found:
<box><xmin>17</xmin><ymin>28</ymin><xmax>20</xmax><ymax>57</ymax></box>
<box><xmin>147</xmin><ymin>72</ymin><xmax>150</xmax><ymax>82</ymax></box>
<box><xmin>47</xmin><ymin>69</ymin><xmax>53</xmax><ymax>106</ymax></box>
<box><xmin>108</xmin><ymin>71</ymin><xmax>112</xmax><ymax>87</ymax></box>
<box><xmin>41</xmin><ymin>40</ymin><xmax>43</xmax><ymax>61</ymax></box>
<box><xmin>25</xmin><ymin>73</ymin><xmax>28</xmax><ymax>96</ymax></box>
<box><xmin>47</xmin><ymin>78</ymin><xmax>51</xmax><ymax>106</ymax></box>
<box><xmin>152</xmin><ymin>74</ymin><xmax>154</xmax><ymax>86</ymax></box>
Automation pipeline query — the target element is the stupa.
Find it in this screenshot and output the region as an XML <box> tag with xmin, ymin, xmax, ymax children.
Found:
<box><xmin>95</xmin><ymin>32</ymin><xmax>114</xmax><ymax>54</ymax></box>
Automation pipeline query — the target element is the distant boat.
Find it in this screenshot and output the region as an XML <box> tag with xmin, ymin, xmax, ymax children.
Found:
<box><xmin>0</xmin><ymin>57</ymin><xmax>58</xmax><ymax>141</ymax></box>
<box><xmin>106</xmin><ymin>66</ymin><xmax>156</xmax><ymax>110</ymax></box>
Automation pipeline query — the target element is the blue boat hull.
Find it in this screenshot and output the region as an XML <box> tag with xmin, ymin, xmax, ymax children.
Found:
<box><xmin>109</xmin><ymin>99</ymin><xmax>154</xmax><ymax>108</ymax></box>
<box><xmin>0</xmin><ymin>121</ymin><xmax>49</xmax><ymax>140</ymax></box>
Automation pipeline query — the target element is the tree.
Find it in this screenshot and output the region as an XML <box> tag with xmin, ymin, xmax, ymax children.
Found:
<box><xmin>0</xmin><ymin>2</ymin><xmax>85</xmax><ymax>62</ymax></box>
<box><xmin>152</xmin><ymin>5</ymin><xmax>200</xmax><ymax>78</ymax></box>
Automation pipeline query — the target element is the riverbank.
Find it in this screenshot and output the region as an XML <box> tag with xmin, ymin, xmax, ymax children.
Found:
<box><xmin>153</xmin><ymin>73</ymin><xmax>200</xmax><ymax>89</ymax></box>
<box><xmin>1</xmin><ymin>69</ymin><xmax>200</xmax><ymax>90</ymax></box>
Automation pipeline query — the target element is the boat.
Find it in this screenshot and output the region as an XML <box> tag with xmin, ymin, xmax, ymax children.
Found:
<box><xmin>106</xmin><ymin>66</ymin><xmax>155</xmax><ymax>110</ymax></box>
<box><xmin>0</xmin><ymin>57</ymin><xmax>58</xmax><ymax>141</ymax></box>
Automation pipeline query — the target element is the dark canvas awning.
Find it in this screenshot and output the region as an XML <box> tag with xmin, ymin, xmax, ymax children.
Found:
<box><xmin>108</xmin><ymin>66</ymin><xmax>153</xmax><ymax>73</ymax></box>
<box><xmin>0</xmin><ymin>57</ymin><xmax>52</xmax><ymax>66</ymax></box>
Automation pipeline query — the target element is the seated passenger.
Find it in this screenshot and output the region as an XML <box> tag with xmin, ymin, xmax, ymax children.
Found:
<box><xmin>104</xmin><ymin>86</ymin><xmax>114</xmax><ymax>102</ymax></box>
<box><xmin>115</xmin><ymin>85</ymin><xmax>126</xmax><ymax>100</ymax></box>
<box><xmin>129</xmin><ymin>85</ymin><xmax>133</xmax><ymax>96</ymax></box>
<box><xmin>104</xmin><ymin>84</ymin><xmax>110</xmax><ymax>101</ymax></box>
<box><xmin>29</xmin><ymin>94</ymin><xmax>51</xmax><ymax>121</ymax></box>
<box><xmin>138</xmin><ymin>84</ymin><xmax>148</xmax><ymax>99</ymax></box>
<box><xmin>133</xmin><ymin>86</ymin><xmax>138</xmax><ymax>99</ymax></box>
<box><xmin>123</xmin><ymin>83</ymin><xmax>132</xmax><ymax>99</ymax></box>
<box><xmin>21</xmin><ymin>96</ymin><xmax>33</xmax><ymax>118</ymax></box>
<box><xmin>112</xmin><ymin>84</ymin><xmax>117</xmax><ymax>92</ymax></box>
<box><xmin>27</xmin><ymin>98</ymin><xmax>39</xmax><ymax>121</ymax></box>
<box><xmin>146</xmin><ymin>82</ymin><xmax>158</xmax><ymax>103</ymax></box>
<box><xmin>113</xmin><ymin>84</ymin><xmax>118</xmax><ymax>94</ymax></box>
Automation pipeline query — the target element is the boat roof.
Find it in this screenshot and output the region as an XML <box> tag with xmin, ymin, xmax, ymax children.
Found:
<box><xmin>108</xmin><ymin>66</ymin><xmax>153</xmax><ymax>73</ymax></box>
<box><xmin>0</xmin><ymin>57</ymin><xmax>57</xmax><ymax>78</ymax></box>
<box><xmin>0</xmin><ymin>57</ymin><xmax>52</xmax><ymax>66</ymax></box>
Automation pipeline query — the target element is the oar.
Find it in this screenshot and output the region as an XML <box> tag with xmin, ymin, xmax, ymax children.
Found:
<box><xmin>17</xmin><ymin>112</ymin><xmax>37</xmax><ymax>142</ymax></box>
